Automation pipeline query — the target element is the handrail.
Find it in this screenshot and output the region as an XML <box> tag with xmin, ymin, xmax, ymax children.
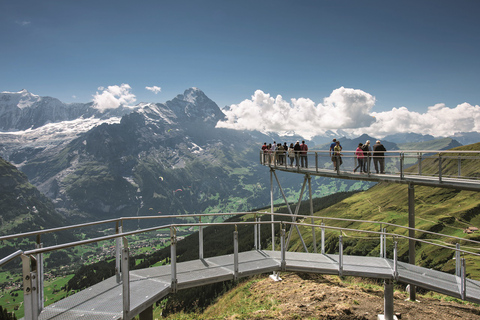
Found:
<box><xmin>259</xmin><ymin>211</ymin><xmax>480</xmax><ymax>247</ymax></box>
<box><xmin>22</xmin><ymin>220</ymin><xmax>278</xmax><ymax>256</ymax></box>
<box><xmin>0</xmin><ymin>212</ymin><xmax>249</xmax><ymax>242</ymax></box>
<box><xmin>0</xmin><ymin>249</ymin><xmax>23</xmax><ymax>267</ymax></box>
<box><xmin>4</xmin><ymin>211</ymin><xmax>480</xmax><ymax>256</ymax></box>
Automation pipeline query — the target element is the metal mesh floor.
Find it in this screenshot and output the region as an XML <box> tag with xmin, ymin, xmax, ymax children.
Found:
<box><xmin>31</xmin><ymin>250</ymin><xmax>480</xmax><ymax>319</ymax></box>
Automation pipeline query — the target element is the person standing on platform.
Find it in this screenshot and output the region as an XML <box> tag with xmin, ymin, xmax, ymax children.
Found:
<box><xmin>330</xmin><ymin>138</ymin><xmax>342</xmax><ymax>170</ymax></box>
<box><xmin>373</xmin><ymin>140</ymin><xmax>387</xmax><ymax>173</ymax></box>
<box><xmin>362</xmin><ymin>140</ymin><xmax>372</xmax><ymax>173</ymax></box>
<box><xmin>300</xmin><ymin>140</ymin><xmax>308</xmax><ymax>168</ymax></box>
<box><xmin>353</xmin><ymin>143</ymin><xmax>364</xmax><ymax>173</ymax></box>
<box><xmin>333</xmin><ymin>140</ymin><xmax>343</xmax><ymax>170</ymax></box>
<box><xmin>288</xmin><ymin>143</ymin><xmax>295</xmax><ymax>166</ymax></box>
<box><xmin>261</xmin><ymin>142</ymin><xmax>268</xmax><ymax>164</ymax></box>
<box><xmin>294</xmin><ymin>141</ymin><xmax>301</xmax><ymax>167</ymax></box>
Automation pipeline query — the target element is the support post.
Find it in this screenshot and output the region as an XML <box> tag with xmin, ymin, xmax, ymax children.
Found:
<box><xmin>254</xmin><ymin>214</ymin><xmax>258</xmax><ymax>250</ymax></box>
<box><xmin>35</xmin><ymin>236</ymin><xmax>44</xmax><ymax>311</ymax></box>
<box><xmin>257</xmin><ymin>217</ymin><xmax>261</xmax><ymax>250</ymax></box>
<box><xmin>400</xmin><ymin>153</ymin><xmax>404</xmax><ymax>179</ymax></box>
<box><xmin>438</xmin><ymin>154</ymin><xmax>443</xmax><ymax>183</ymax></box>
<box><xmin>122</xmin><ymin>238</ymin><xmax>130</xmax><ymax>320</ymax></box>
<box><xmin>116</xmin><ymin>223</ymin><xmax>122</xmax><ymax>283</ymax></box>
<box><xmin>272</xmin><ymin>170</ymin><xmax>308</xmax><ymax>252</ymax></box>
<box><xmin>408</xmin><ymin>183</ymin><xmax>416</xmax><ymax>301</ymax></box>
<box><xmin>455</xmin><ymin>243</ymin><xmax>461</xmax><ymax>276</ymax></box>
<box><xmin>380</xmin><ymin>225</ymin><xmax>384</xmax><ymax>258</ymax></box>
<box><xmin>21</xmin><ymin>254</ymin><xmax>39</xmax><ymax>320</ymax></box>
<box><xmin>280</xmin><ymin>227</ymin><xmax>286</xmax><ymax>271</ymax></box>
<box><xmin>308</xmin><ymin>175</ymin><xmax>317</xmax><ymax>253</ymax></box>
<box><xmin>199</xmin><ymin>216</ymin><xmax>204</xmax><ymax>259</ymax></box>
<box><xmin>461</xmin><ymin>258</ymin><xmax>466</xmax><ymax>300</ymax></box>
<box><xmin>234</xmin><ymin>228</ymin><xmax>239</xmax><ymax>280</ymax></box>
<box><xmin>139</xmin><ymin>305</ymin><xmax>153</xmax><ymax>320</ymax></box>
<box><xmin>382</xmin><ymin>279</ymin><xmax>395</xmax><ymax>320</ymax></box>
<box><xmin>393</xmin><ymin>240</ymin><xmax>398</xmax><ymax>280</ymax></box>
<box><xmin>321</xmin><ymin>223</ymin><xmax>325</xmax><ymax>254</ymax></box>
<box><xmin>338</xmin><ymin>234</ymin><xmax>343</xmax><ymax>276</ymax></box>
<box><xmin>418</xmin><ymin>153</ymin><xmax>422</xmax><ymax>175</ymax></box>
<box><xmin>270</xmin><ymin>169</ymin><xmax>275</xmax><ymax>251</ymax></box>
<box><xmin>170</xmin><ymin>227</ymin><xmax>178</xmax><ymax>293</ymax></box>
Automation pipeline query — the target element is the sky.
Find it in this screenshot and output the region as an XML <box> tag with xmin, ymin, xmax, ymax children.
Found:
<box><xmin>1</xmin><ymin>0</ymin><xmax>480</xmax><ymax>138</ymax></box>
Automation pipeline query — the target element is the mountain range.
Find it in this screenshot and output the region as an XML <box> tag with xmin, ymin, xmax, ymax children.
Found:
<box><xmin>0</xmin><ymin>88</ymin><xmax>473</xmax><ymax>230</ymax></box>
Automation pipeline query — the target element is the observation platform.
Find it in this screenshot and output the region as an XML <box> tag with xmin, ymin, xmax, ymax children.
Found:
<box><xmin>260</xmin><ymin>150</ymin><xmax>480</xmax><ymax>191</ymax></box>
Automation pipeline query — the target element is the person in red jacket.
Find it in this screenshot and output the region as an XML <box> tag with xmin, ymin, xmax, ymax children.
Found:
<box><xmin>300</xmin><ymin>140</ymin><xmax>308</xmax><ymax>168</ymax></box>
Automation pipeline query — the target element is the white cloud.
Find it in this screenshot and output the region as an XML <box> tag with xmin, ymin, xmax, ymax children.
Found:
<box><xmin>146</xmin><ymin>86</ymin><xmax>162</xmax><ymax>94</ymax></box>
<box><xmin>216</xmin><ymin>87</ymin><xmax>480</xmax><ymax>139</ymax></box>
<box><xmin>216</xmin><ymin>87</ymin><xmax>376</xmax><ymax>139</ymax></box>
<box><xmin>92</xmin><ymin>84</ymin><xmax>136</xmax><ymax>112</ymax></box>
<box><xmin>16</xmin><ymin>20</ymin><xmax>31</xmax><ymax>26</ymax></box>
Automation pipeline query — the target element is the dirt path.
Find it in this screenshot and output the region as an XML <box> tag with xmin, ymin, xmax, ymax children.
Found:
<box><xmin>246</xmin><ymin>273</ymin><xmax>480</xmax><ymax>320</ymax></box>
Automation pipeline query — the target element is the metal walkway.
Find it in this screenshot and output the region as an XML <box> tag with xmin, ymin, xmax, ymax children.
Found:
<box><xmin>261</xmin><ymin>150</ymin><xmax>480</xmax><ymax>191</ymax></box>
<box><xmin>32</xmin><ymin>250</ymin><xmax>480</xmax><ymax>320</ymax></box>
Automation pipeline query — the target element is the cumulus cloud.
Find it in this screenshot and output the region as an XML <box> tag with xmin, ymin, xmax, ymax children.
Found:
<box><xmin>146</xmin><ymin>86</ymin><xmax>162</xmax><ymax>94</ymax></box>
<box><xmin>216</xmin><ymin>87</ymin><xmax>480</xmax><ymax>138</ymax></box>
<box><xmin>217</xmin><ymin>87</ymin><xmax>376</xmax><ymax>138</ymax></box>
<box><xmin>92</xmin><ymin>84</ymin><xmax>136</xmax><ymax>112</ymax></box>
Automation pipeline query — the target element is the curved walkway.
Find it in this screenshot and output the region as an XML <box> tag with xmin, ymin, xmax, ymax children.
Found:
<box><xmin>32</xmin><ymin>249</ymin><xmax>480</xmax><ymax>320</ymax></box>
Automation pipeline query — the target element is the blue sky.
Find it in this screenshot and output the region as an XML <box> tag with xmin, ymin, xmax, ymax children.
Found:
<box><xmin>1</xmin><ymin>0</ymin><xmax>480</xmax><ymax>137</ymax></box>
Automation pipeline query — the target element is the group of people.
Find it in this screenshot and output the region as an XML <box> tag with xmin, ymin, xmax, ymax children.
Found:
<box><xmin>352</xmin><ymin>140</ymin><xmax>387</xmax><ymax>174</ymax></box>
<box><xmin>262</xmin><ymin>138</ymin><xmax>387</xmax><ymax>174</ymax></box>
<box><xmin>261</xmin><ymin>140</ymin><xmax>309</xmax><ymax>168</ymax></box>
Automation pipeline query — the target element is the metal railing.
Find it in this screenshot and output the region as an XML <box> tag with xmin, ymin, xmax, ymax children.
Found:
<box><xmin>260</xmin><ymin>150</ymin><xmax>480</xmax><ymax>182</ymax></box>
<box><xmin>2</xmin><ymin>212</ymin><xmax>480</xmax><ymax>320</ymax></box>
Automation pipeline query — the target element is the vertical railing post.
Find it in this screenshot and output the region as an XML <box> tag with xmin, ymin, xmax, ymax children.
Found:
<box><xmin>121</xmin><ymin>237</ymin><xmax>130</xmax><ymax>320</ymax></box>
<box><xmin>257</xmin><ymin>217</ymin><xmax>261</xmax><ymax>250</ymax></box>
<box><xmin>455</xmin><ymin>243</ymin><xmax>461</xmax><ymax>276</ymax></box>
<box><xmin>35</xmin><ymin>235</ymin><xmax>44</xmax><ymax>311</ymax></box>
<box><xmin>21</xmin><ymin>254</ymin><xmax>39</xmax><ymax>320</ymax></box>
<box><xmin>234</xmin><ymin>227</ymin><xmax>239</xmax><ymax>280</ymax></box>
<box><xmin>280</xmin><ymin>226</ymin><xmax>286</xmax><ymax>271</ymax></box>
<box><xmin>338</xmin><ymin>234</ymin><xmax>343</xmax><ymax>276</ymax></box>
<box><xmin>438</xmin><ymin>154</ymin><xmax>443</xmax><ymax>183</ymax></box>
<box><xmin>254</xmin><ymin>214</ymin><xmax>258</xmax><ymax>250</ymax></box>
<box><xmin>383</xmin><ymin>228</ymin><xmax>387</xmax><ymax>259</ymax></box>
<box><xmin>170</xmin><ymin>227</ymin><xmax>177</xmax><ymax>293</ymax></box>
<box><xmin>380</xmin><ymin>224</ymin><xmax>384</xmax><ymax>258</ymax></box>
<box><xmin>393</xmin><ymin>239</ymin><xmax>398</xmax><ymax>280</ymax></box>
<box><xmin>321</xmin><ymin>222</ymin><xmax>325</xmax><ymax>254</ymax></box>
<box><xmin>315</xmin><ymin>152</ymin><xmax>318</xmax><ymax>173</ymax></box>
<box><xmin>418</xmin><ymin>152</ymin><xmax>422</xmax><ymax>175</ymax></box>
<box><xmin>199</xmin><ymin>216</ymin><xmax>204</xmax><ymax>260</ymax></box>
<box><xmin>400</xmin><ymin>153</ymin><xmax>404</xmax><ymax>179</ymax></box>
<box><xmin>461</xmin><ymin>258</ymin><xmax>466</xmax><ymax>300</ymax></box>
<box><xmin>116</xmin><ymin>222</ymin><xmax>122</xmax><ymax>283</ymax></box>
<box><xmin>458</xmin><ymin>156</ymin><xmax>461</xmax><ymax>177</ymax></box>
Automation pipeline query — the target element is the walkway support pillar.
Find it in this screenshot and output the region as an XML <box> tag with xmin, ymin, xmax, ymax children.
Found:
<box><xmin>380</xmin><ymin>279</ymin><xmax>395</xmax><ymax>320</ymax></box>
<box><xmin>270</xmin><ymin>169</ymin><xmax>275</xmax><ymax>251</ymax></box>
<box><xmin>308</xmin><ymin>175</ymin><xmax>317</xmax><ymax>253</ymax></box>
<box><xmin>408</xmin><ymin>183</ymin><xmax>416</xmax><ymax>301</ymax></box>
<box><xmin>170</xmin><ymin>227</ymin><xmax>178</xmax><ymax>293</ymax></box>
<box><xmin>139</xmin><ymin>305</ymin><xmax>153</xmax><ymax>320</ymax></box>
